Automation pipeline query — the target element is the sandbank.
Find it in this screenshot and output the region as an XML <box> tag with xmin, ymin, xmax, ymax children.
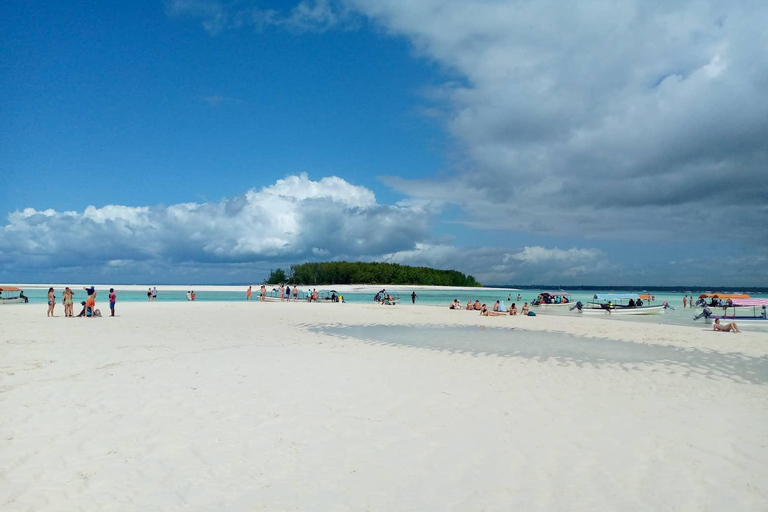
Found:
<box><xmin>1</xmin><ymin>301</ymin><xmax>766</xmax><ymax>510</ymax></box>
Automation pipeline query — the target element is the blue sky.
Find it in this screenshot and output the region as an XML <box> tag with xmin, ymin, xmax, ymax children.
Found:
<box><xmin>2</xmin><ymin>0</ymin><xmax>767</xmax><ymax>286</ymax></box>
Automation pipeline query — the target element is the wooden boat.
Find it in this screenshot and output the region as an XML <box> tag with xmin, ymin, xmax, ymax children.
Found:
<box><xmin>0</xmin><ymin>286</ymin><xmax>27</xmax><ymax>305</ymax></box>
<box><xmin>573</xmin><ymin>293</ymin><xmax>666</xmax><ymax>315</ymax></box>
<box><xmin>693</xmin><ymin>293</ymin><xmax>750</xmax><ymax>308</ymax></box>
<box><xmin>531</xmin><ymin>292</ymin><xmax>573</xmax><ymax>307</ymax></box>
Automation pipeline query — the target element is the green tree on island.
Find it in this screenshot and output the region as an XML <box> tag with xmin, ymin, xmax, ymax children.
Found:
<box><xmin>265</xmin><ymin>262</ymin><xmax>480</xmax><ymax>287</ymax></box>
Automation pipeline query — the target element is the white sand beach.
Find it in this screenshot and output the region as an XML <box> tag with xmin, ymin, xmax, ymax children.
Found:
<box><xmin>2</xmin><ymin>301</ymin><xmax>767</xmax><ymax>511</ymax></box>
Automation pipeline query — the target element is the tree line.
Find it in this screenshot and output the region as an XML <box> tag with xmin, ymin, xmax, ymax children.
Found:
<box><xmin>265</xmin><ymin>262</ymin><xmax>481</xmax><ymax>287</ymax></box>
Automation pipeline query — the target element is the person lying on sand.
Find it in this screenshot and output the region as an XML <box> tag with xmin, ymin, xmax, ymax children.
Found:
<box><xmin>493</xmin><ymin>300</ymin><xmax>500</xmax><ymax>312</ymax></box>
<box><xmin>713</xmin><ymin>318</ymin><xmax>740</xmax><ymax>333</ymax></box>
<box><xmin>480</xmin><ymin>304</ymin><xmax>505</xmax><ymax>316</ymax></box>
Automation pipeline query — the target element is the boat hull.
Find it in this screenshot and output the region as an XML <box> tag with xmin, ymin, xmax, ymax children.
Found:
<box><xmin>0</xmin><ymin>297</ymin><xmax>26</xmax><ymax>306</ymax></box>
<box><xmin>706</xmin><ymin>316</ymin><xmax>768</xmax><ymax>329</ymax></box>
<box><xmin>580</xmin><ymin>305</ymin><xmax>666</xmax><ymax>315</ymax></box>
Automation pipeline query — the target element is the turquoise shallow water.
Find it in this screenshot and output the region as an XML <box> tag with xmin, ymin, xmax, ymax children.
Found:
<box><xmin>8</xmin><ymin>286</ymin><xmax>767</xmax><ymax>329</ymax></box>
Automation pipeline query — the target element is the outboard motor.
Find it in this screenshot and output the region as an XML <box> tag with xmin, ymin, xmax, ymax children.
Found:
<box><xmin>569</xmin><ymin>301</ymin><xmax>583</xmax><ymax>311</ymax></box>
<box><xmin>693</xmin><ymin>307</ymin><xmax>712</xmax><ymax>321</ymax></box>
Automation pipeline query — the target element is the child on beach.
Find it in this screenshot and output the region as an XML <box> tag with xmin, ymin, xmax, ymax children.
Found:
<box><xmin>109</xmin><ymin>288</ymin><xmax>116</xmax><ymax>317</ymax></box>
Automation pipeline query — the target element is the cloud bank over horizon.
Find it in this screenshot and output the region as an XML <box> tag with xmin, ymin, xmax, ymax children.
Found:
<box><xmin>1</xmin><ymin>174</ymin><xmax>619</xmax><ymax>285</ymax></box>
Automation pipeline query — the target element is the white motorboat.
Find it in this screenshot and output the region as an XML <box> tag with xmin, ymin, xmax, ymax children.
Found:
<box><xmin>695</xmin><ymin>298</ymin><xmax>768</xmax><ymax>329</ymax></box>
<box><xmin>531</xmin><ymin>292</ymin><xmax>574</xmax><ymax>307</ymax></box>
<box><xmin>573</xmin><ymin>293</ymin><xmax>666</xmax><ymax>315</ymax></box>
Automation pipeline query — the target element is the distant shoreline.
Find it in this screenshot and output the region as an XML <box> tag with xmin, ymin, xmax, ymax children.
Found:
<box><xmin>7</xmin><ymin>283</ymin><xmax>766</xmax><ymax>293</ymax></box>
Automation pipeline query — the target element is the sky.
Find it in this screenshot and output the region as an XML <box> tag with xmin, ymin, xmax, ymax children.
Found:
<box><xmin>2</xmin><ymin>0</ymin><xmax>767</xmax><ymax>286</ymax></box>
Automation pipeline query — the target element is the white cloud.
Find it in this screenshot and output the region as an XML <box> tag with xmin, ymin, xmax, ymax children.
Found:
<box><xmin>506</xmin><ymin>246</ymin><xmax>601</xmax><ymax>264</ymax></box>
<box><xmin>347</xmin><ymin>0</ymin><xmax>768</xmax><ymax>247</ymax></box>
<box><xmin>167</xmin><ymin>0</ymin><xmax>356</xmax><ymax>34</ymax></box>
<box><xmin>0</xmin><ymin>174</ymin><xmax>429</xmax><ymax>280</ymax></box>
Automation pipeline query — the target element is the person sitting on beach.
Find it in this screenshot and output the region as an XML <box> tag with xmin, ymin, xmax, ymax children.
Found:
<box><xmin>473</xmin><ymin>300</ymin><xmax>482</xmax><ymax>311</ymax></box>
<box><xmin>509</xmin><ymin>303</ymin><xmax>518</xmax><ymax>315</ymax></box>
<box><xmin>493</xmin><ymin>300</ymin><xmax>501</xmax><ymax>312</ymax></box>
<box><xmin>713</xmin><ymin>318</ymin><xmax>740</xmax><ymax>333</ymax></box>
<box><xmin>76</xmin><ymin>301</ymin><xmax>88</xmax><ymax>317</ymax></box>
<box><xmin>521</xmin><ymin>302</ymin><xmax>529</xmax><ymax>315</ymax></box>
<box><xmin>465</xmin><ymin>300</ymin><xmax>472</xmax><ymax>310</ymax></box>
<box><xmin>480</xmin><ymin>304</ymin><xmax>505</xmax><ymax>316</ymax></box>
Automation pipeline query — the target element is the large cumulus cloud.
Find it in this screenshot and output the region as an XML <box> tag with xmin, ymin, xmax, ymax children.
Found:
<box><xmin>0</xmin><ymin>174</ymin><xmax>433</xmax><ymax>281</ymax></box>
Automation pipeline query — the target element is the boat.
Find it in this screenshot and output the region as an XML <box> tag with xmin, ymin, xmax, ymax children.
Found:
<box><xmin>693</xmin><ymin>293</ymin><xmax>750</xmax><ymax>308</ymax></box>
<box><xmin>572</xmin><ymin>293</ymin><xmax>667</xmax><ymax>315</ymax></box>
<box><xmin>374</xmin><ymin>290</ymin><xmax>399</xmax><ymax>305</ymax></box>
<box><xmin>531</xmin><ymin>292</ymin><xmax>573</xmax><ymax>307</ymax></box>
<box><xmin>694</xmin><ymin>298</ymin><xmax>768</xmax><ymax>329</ymax></box>
<box><xmin>0</xmin><ymin>286</ymin><xmax>28</xmax><ymax>306</ymax></box>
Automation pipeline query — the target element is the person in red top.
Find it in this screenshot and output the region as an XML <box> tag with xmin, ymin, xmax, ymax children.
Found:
<box><xmin>109</xmin><ymin>288</ymin><xmax>116</xmax><ymax>317</ymax></box>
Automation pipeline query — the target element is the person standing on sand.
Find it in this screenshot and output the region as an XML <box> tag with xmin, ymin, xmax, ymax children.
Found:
<box><xmin>63</xmin><ymin>287</ymin><xmax>73</xmax><ymax>317</ymax></box>
<box><xmin>147</xmin><ymin>288</ymin><xmax>152</xmax><ymax>301</ymax></box>
<box><xmin>191</xmin><ymin>291</ymin><xmax>196</xmax><ymax>301</ymax></box>
<box><xmin>293</xmin><ymin>285</ymin><xmax>298</xmax><ymax>302</ymax></box>
<box><xmin>109</xmin><ymin>288</ymin><xmax>116</xmax><ymax>317</ymax></box>
<box><xmin>152</xmin><ymin>287</ymin><xmax>158</xmax><ymax>301</ymax></box>
<box><xmin>247</xmin><ymin>286</ymin><xmax>252</xmax><ymax>301</ymax></box>
<box><xmin>411</xmin><ymin>291</ymin><xmax>418</xmax><ymax>304</ymax></box>
<box><xmin>47</xmin><ymin>287</ymin><xmax>56</xmax><ymax>317</ymax></box>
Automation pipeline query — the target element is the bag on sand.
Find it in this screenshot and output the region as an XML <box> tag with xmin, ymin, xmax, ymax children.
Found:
<box><xmin>528</xmin><ymin>311</ymin><xmax>536</xmax><ymax>316</ymax></box>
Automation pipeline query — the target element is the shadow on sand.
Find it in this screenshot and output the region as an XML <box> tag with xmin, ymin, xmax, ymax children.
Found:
<box><xmin>306</xmin><ymin>324</ymin><xmax>768</xmax><ymax>385</ymax></box>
